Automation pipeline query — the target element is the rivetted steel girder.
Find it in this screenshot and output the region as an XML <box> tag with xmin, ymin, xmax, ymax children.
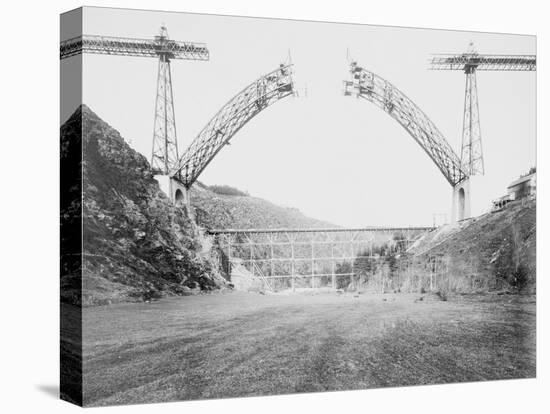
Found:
<box><xmin>344</xmin><ymin>62</ymin><xmax>467</xmax><ymax>186</ymax></box>
<box><xmin>430</xmin><ymin>53</ymin><xmax>536</xmax><ymax>72</ymax></box>
<box><xmin>60</xmin><ymin>34</ymin><xmax>209</xmax><ymax>60</ymax></box>
<box><xmin>172</xmin><ymin>64</ymin><xmax>294</xmax><ymax>186</ymax></box>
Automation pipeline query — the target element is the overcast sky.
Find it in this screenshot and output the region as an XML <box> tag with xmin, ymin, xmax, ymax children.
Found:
<box><xmin>62</xmin><ymin>7</ymin><xmax>536</xmax><ymax>227</ymax></box>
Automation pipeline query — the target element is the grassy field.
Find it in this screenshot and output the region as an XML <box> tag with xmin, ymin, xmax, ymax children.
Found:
<box><xmin>82</xmin><ymin>291</ymin><xmax>535</xmax><ymax>406</ymax></box>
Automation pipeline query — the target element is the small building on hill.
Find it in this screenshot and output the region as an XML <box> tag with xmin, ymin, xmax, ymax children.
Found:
<box><xmin>507</xmin><ymin>172</ymin><xmax>536</xmax><ymax>200</ymax></box>
<box><xmin>492</xmin><ymin>194</ymin><xmax>512</xmax><ymax>211</ymax></box>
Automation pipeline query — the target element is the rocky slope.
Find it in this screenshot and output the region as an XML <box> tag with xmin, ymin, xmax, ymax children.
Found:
<box><xmin>408</xmin><ymin>197</ymin><xmax>536</xmax><ymax>293</ymax></box>
<box><xmin>61</xmin><ymin>105</ymin><xmax>226</xmax><ymax>306</ymax></box>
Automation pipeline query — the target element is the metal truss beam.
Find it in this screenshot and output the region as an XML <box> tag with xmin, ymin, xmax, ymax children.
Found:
<box><xmin>60</xmin><ymin>26</ymin><xmax>210</xmax><ymax>175</ymax></box>
<box><xmin>343</xmin><ymin>62</ymin><xmax>467</xmax><ymax>186</ymax></box>
<box><xmin>430</xmin><ymin>46</ymin><xmax>535</xmax><ymax>177</ymax></box>
<box><xmin>430</xmin><ymin>54</ymin><xmax>536</xmax><ymax>71</ymax></box>
<box><xmin>60</xmin><ymin>34</ymin><xmax>209</xmax><ymax>60</ymax></box>
<box><xmin>208</xmin><ymin>226</ymin><xmax>433</xmax><ymax>235</ymax></box>
<box><xmin>171</xmin><ymin>64</ymin><xmax>295</xmax><ymax>186</ymax></box>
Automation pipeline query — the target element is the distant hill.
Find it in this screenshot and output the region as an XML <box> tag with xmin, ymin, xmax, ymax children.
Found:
<box><xmin>61</xmin><ymin>105</ymin><xmax>227</xmax><ymax>306</ymax></box>
<box><xmin>207</xmin><ymin>184</ymin><xmax>249</xmax><ymax>197</ymax></box>
<box><xmin>190</xmin><ymin>183</ymin><xmax>336</xmax><ymax>230</ymax></box>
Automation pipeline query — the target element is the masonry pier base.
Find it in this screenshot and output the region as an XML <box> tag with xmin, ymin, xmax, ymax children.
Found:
<box><xmin>451</xmin><ymin>178</ymin><xmax>471</xmax><ymax>222</ymax></box>
<box><xmin>154</xmin><ymin>174</ymin><xmax>193</xmax><ymax>219</ymax></box>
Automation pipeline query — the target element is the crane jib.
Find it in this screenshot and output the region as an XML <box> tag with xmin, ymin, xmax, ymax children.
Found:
<box><xmin>60</xmin><ymin>35</ymin><xmax>210</xmax><ymax>61</ymax></box>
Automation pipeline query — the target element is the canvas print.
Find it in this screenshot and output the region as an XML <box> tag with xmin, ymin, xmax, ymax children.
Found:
<box><xmin>60</xmin><ymin>6</ymin><xmax>536</xmax><ymax>407</ymax></box>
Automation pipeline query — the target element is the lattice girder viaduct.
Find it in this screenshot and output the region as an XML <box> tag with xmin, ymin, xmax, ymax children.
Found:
<box><xmin>171</xmin><ymin>64</ymin><xmax>295</xmax><ymax>187</ymax></box>
<box><xmin>210</xmin><ymin>226</ymin><xmax>433</xmax><ymax>290</ymax></box>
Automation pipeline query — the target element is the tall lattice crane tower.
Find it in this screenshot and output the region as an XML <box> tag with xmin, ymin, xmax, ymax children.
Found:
<box><xmin>60</xmin><ymin>26</ymin><xmax>210</xmax><ymax>175</ymax></box>
<box><xmin>430</xmin><ymin>44</ymin><xmax>535</xmax><ymax>176</ymax></box>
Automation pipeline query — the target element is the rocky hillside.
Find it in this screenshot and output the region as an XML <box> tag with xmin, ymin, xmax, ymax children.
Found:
<box><xmin>190</xmin><ymin>183</ymin><xmax>335</xmax><ymax>230</ymax></box>
<box><xmin>61</xmin><ymin>105</ymin><xmax>227</xmax><ymax>306</ymax></box>
<box><xmin>408</xmin><ymin>197</ymin><xmax>536</xmax><ymax>293</ymax></box>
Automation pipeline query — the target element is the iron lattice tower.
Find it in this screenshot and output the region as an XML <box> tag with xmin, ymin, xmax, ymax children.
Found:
<box><xmin>151</xmin><ymin>26</ymin><xmax>179</xmax><ymax>175</ymax></box>
<box><xmin>461</xmin><ymin>45</ymin><xmax>484</xmax><ymax>175</ymax></box>
<box><xmin>60</xmin><ymin>25</ymin><xmax>210</xmax><ymax>175</ymax></box>
<box><xmin>430</xmin><ymin>43</ymin><xmax>535</xmax><ymax>176</ymax></box>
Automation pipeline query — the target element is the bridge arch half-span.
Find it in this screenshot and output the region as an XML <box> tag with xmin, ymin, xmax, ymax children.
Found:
<box><xmin>171</xmin><ymin>63</ymin><xmax>294</xmax><ymax>187</ymax></box>
<box><xmin>343</xmin><ymin>61</ymin><xmax>470</xmax><ymax>220</ymax></box>
<box><xmin>343</xmin><ymin>61</ymin><xmax>467</xmax><ymax>187</ymax></box>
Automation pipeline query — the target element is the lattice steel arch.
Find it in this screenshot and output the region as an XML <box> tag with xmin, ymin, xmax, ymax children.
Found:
<box><xmin>343</xmin><ymin>61</ymin><xmax>467</xmax><ymax>186</ymax></box>
<box><xmin>171</xmin><ymin>64</ymin><xmax>295</xmax><ymax>186</ymax></box>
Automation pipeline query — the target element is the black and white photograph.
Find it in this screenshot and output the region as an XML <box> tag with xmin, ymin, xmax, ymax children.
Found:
<box><xmin>58</xmin><ymin>5</ymin><xmax>539</xmax><ymax>407</ymax></box>
<box><xmin>3</xmin><ymin>1</ymin><xmax>549</xmax><ymax>413</ymax></box>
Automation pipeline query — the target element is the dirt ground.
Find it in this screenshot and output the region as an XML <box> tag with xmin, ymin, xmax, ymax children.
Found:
<box><xmin>82</xmin><ymin>291</ymin><xmax>536</xmax><ymax>406</ymax></box>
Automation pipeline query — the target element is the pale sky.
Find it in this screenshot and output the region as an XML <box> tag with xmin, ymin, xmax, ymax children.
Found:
<box><xmin>62</xmin><ymin>7</ymin><xmax>536</xmax><ymax>227</ymax></box>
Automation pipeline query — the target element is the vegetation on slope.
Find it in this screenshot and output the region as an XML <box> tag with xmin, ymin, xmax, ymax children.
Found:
<box><xmin>323</xmin><ymin>199</ymin><xmax>536</xmax><ymax>295</ymax></box>
<box><xmin>207</xmin><ymin>184</ymin><xmax>250</xmax><ymax>197</ymax></box>
<box><xmin>408</xmin><ymin>198</ymin><xmax>536</xmax><ymax>293</ymax></box>
<box><xmin>190</xmin><ymin>184</ymin><xmax>335</xmax><ymax>230</ymax></box>
<box><xmin>61</xmin><ymin>105</ymin><xmax>226</xmax><ymax>306</ymax></box>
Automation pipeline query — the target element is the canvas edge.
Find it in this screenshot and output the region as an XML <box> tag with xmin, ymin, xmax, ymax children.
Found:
<box><xmin>60</xmin><ymin>6</ymin><xmax>84</xmax><ymax>407</ymax></box>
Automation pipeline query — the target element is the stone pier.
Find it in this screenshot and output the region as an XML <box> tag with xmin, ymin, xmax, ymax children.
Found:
<box><xmin>154</xmin><ymin>174</ymin><xmax>192</xmax><ymax>216</ymax></box>
<box><xmin>451</xmin><ymin>178</ymin><xmax>471</xmax><ymax>222</ymax></box>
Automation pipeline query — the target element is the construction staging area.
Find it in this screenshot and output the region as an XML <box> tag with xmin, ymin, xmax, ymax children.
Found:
<box><xmin>60</xmin><ymin>26</ymin><xmax>536</xmax><ymax>294</ymax></box>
